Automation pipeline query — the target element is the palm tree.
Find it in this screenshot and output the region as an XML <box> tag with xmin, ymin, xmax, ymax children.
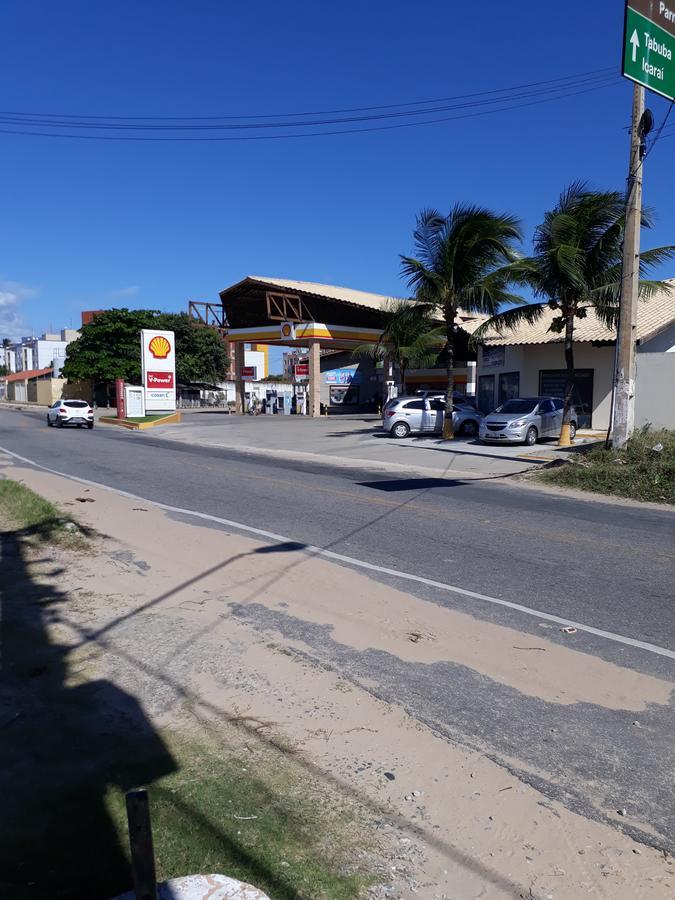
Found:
<box><xmin>400</xmin><ymin>205</ymin><xmax>527</xmax><ymax>438</ymax></box>
<box><xmin>475</xmin><ymin>183</ymin><xmax>675</xmax><ymax>445</ymax></box>
<box><xmin>353</xmin><ymin>300</ymin><xmax>444</xmax><ymax>400</ymax></box>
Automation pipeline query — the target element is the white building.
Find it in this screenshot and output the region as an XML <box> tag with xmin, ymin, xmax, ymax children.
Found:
<box><xmin>5</xmin><ymin>329</ymin><xmax>79</xmax><ymax>376</ymax></box>
<box><xmin>476</xmin><ymin>281</ymin><xmax>675</xmax><ymax>430</ymax></box>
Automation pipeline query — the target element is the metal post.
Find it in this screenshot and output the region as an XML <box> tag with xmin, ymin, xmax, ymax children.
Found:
<box><xmin>125</xmin><ymin>790</ymin><xmax>158</xmax><ymax>900</ymax></box>
<box><xmin>234</xmin><ymin>342</ymin><xmax>246</xmax><ymax>415</ymax></box>
<box><xmin>612</xmin><ymin>83</ymin><xmax>644</xmax><ymax>449</ymax></box>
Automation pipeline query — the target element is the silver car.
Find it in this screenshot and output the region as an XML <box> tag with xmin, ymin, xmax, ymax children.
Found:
<box><xmin>479</xmin><ymin>397</ymin><xmax>577</xmax><ymax>446</ymax></box>
<box><xmin>383</xmin><ymin>396</ymin><xmax>483</xmax><ymax>439</ymax></box>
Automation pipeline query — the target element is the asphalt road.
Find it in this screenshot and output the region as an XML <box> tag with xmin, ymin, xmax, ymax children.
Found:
<box><xmin>1</xmin><ymin>407</ymin><xmax>674</xmax><ymax>851</ymax></box>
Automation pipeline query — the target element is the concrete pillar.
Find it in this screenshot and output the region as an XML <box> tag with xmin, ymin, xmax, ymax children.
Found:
<box><xmin>234</xmin><ymin>342</ymin><xmax>246</xmax><ymax>414</ymax></box>
<box><xmin>309</xmin><ymin>340</ymin><xmax>321</xmax><ymax>418</ymax></box>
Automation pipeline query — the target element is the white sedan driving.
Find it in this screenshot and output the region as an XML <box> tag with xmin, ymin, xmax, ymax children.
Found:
<box><xmin>47</xmin><ymin>400</ymin><xmax>95</xmax><ymax>429</ymax></box>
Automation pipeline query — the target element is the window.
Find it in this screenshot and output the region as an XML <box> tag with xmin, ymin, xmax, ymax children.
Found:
<box><xmin>496</xmin><ymin>399</ymin><xmax>538</xmax><ymax>414</ymax></box>
<box><xmin>478</xmin><ymin>375</ymin><xmax>495</xmax><ymax>414</ymax></box>
<box><xmin>552</xmin><ymin>399</ymin><xmax>564</xmax><ymax>411</ymax></box>
<box><xmin>539</xmin><ymin>369</ymin><xmax>594</xmax><ymax>428</ymax></box>
<box><xmin>538</xmin><ymin>399</ymin><xmax>554</xmax><ymax>413</ymax></box>
<box><xmin>430</xmin><ymin>399</ymin><xmax>445</xmax><ymax>411</ymax></box>
<box><xmin>403</xmin><ymin>399</ymin><xmax>426</xmax><ymax>410</ymax></box>
<box><xmin>64</xmin><ymin>400</ymin><xmax>89</xmax><ymax>408</ymax></box>
<box><xmin>498</xmin><ymin>372</ymin><xmax>520</xmax><ymax>406</ymax></box>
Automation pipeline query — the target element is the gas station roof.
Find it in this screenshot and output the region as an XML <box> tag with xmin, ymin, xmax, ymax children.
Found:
<box><xmin>217</xmin><ymin>275</ymin><xmax>490</xmax><ymax>346</ymax></box>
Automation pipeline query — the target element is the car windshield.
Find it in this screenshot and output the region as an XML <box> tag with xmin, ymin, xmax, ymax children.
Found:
<box><xmin>495</xmin><ymin>400</ymin><xmax>538</xmax><ymax>414</ymax></box>
<box><xmin>64</xmin><ymin>400</ymin><xmax>89</xmax><ymax>408</ymax></box>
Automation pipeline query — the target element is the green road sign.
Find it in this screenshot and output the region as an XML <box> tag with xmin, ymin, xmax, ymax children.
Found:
<box><xmin>623</xmin><ymin>1</ymin><xmax>675</xmax><ymax>101</ymax></box>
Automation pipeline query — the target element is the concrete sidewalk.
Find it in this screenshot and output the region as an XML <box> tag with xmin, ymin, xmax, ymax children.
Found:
<box><xmin>142</xmin><ymin>410</ymin><xmax>600</xmax><ymax>479</ymax></box>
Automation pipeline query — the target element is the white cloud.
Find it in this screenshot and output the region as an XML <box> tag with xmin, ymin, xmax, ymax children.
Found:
<box><xmin>107</xmin><ymin>285</ymin><xmax>140</xmax><ymax>300</ymax></box>
<box><xmin>0</xmin><ymin>280</ymin><xmax>38</xmax><ymax>341</ymax></box>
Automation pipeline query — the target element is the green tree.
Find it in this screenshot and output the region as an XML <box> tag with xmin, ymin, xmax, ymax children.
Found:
<box><xmin>475</xmin><ymin>183</ymin><xmax>675</xmax><ymax>445</ymax></box>
<box><xmin>353</xmin><ymin>299</ymin><xmax>444</xmax><ymax>397</ymax></box>
<box><xmin>400</xmin><ymin>205</ymin><xmax>527</xmax><ymax>438</ymax></box>
<box><xmin>61</xmin><ymin>309</ymin><xmax>229</xmax><ymax>387</ymax></box>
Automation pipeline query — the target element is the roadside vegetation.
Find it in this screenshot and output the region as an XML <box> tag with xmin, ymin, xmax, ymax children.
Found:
<box><xmin>538</xmin><ymin>428</ymin><xmax>675</xmax><ymax>504</ymax></box>
<box><xmin>0</xmin><ymin>477</ymin><xmax>87</xmax><ymax>547</ymax></box>
<box><xmin>0</xmin><ymin>478</ymin><xmax>376</xmax><ymax>900</ymax></box>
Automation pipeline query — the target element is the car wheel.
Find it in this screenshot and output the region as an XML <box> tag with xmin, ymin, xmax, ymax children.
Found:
<box><xmin>569</xmin><ymin>422</ymin><xmax>577</xmax><ymax>440</ymax></box>
<box><xmin>461</xmin><ymin>419</ymin><xmax>478</xmax><ymax>437</ymax></box>
<box><xmin>391</xmin><ymin>422</ymin><xmax>410</xmax><ymax>439</ymax></box>
<box><xmin>47</xmin><ymin>416</ymin><xmax>53</xmax><ymax>427</ymax></box>
<box><xmin>57</xmin><ymin>418</ymin><xmax>64</xmax><ymax>428</ymax></box>
<box><xmin>524</xmin><ymin>426</ymin><xmax>538</xmax><ymax>446</ymax></box>
<box><xmin>87</xmin><ymin>423</ymin><xmax>94</xmax><ymax>430</ymax></box>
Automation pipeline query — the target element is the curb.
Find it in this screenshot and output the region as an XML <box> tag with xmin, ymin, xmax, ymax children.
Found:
<box><xmin>100</xmin><ymin>412</ymin><xmax>182</xmax><ymax>430</ymax></box>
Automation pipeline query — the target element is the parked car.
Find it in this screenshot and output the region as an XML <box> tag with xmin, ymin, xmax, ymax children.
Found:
<box><xmin>47</xmin><ymin>399</ymin><xmax>95</xmax><ymax>429</ymax></box>
<box><xmin>383</xmin><ymin>395</ymin><xmax>483</xmax><ymax>439</ymax></box>
<box><xmin>383</xmin><ymin>390</ymin><xmax>476</xmax><ymax>416</ymax></box>
<box><xmin>479</xmin><ymin>397</ymin><xmax>576</xmax><ymax>446</ymax></box>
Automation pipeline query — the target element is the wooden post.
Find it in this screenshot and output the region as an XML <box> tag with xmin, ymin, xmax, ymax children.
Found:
<box><xmin>125</xmin><ymin>790</ymin><xmax>158</xmax><ymax>900</ymax></box>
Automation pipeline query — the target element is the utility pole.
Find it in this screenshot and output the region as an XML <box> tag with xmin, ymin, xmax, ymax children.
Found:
<box><xmin>612</xmin><ymin>83</ymin><xmax>644</xmax><ymax>450</ymax></box>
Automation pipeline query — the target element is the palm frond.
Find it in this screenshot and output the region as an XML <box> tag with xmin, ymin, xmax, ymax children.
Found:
<box><xmin>470</xmin><ymin>303</ymin><xmax>546</xmax><ymax>346</ymax></box>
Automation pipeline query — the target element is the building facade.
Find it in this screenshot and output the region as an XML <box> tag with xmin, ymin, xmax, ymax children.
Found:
<box><xmin>476</xmin><ymin>282</ymin><xmax>675</xmax><ymax>430</ymax></box>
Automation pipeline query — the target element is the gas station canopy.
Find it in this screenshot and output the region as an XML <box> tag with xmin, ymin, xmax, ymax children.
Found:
<box><xmin>219</xmin><ymin>276</ymin><xmax>393</xmax><ymax>348</ymax></box>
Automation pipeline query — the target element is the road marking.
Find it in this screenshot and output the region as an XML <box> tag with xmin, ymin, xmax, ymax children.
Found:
<box><xmin>1</xmin><ymin>444</ymin><xmax>674</xmax><ymax>661</ymax></box>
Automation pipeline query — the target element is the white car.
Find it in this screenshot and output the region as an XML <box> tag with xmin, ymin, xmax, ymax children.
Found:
<box><xmin>47</xmin><ymin>399</ymin><xmax>94</xmax><ymax>429</ymax></box>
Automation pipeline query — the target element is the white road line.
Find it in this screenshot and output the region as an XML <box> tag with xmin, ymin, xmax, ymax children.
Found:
<box><xmin>2</xmin><ymin>444</ymin><xmax>674</xmax><ymax>661</ymax></box>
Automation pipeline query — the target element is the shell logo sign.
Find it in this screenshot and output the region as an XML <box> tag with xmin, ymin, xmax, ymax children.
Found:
<box><xmin>280</xmin><ymin>321</ymin><xmax>296</xmax><ymax>340</ymax></box>
<box><xmin>148</xmin><ymin>334</ymin><xmax>172</xmax><ymax>359</ymax></box>
<box><xmin>141</xmin><ymin>329</ymin><xmax>176</xmax><ymax>412</ymax></box>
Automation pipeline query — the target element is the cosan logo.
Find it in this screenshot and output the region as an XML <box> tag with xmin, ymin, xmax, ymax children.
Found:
<box><xmin>148</xmin><ymin>335</ymin><xmax>172</xmax><ymax>359</ymax></box>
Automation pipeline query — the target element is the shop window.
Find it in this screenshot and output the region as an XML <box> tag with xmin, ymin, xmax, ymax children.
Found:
<box><xmin>478</xmin><ymin>375</ymin><xmax>495</xmax><ymax>415</ymax></box>
<box><xmin>539</xmin><ymin>369</ymin><xmax>594</xmax><ymax>428</ymax></box>
<box><xmin>498</xmin><ymin>372</ymin><xmax>520</xmax><ymax>405</ymax></box>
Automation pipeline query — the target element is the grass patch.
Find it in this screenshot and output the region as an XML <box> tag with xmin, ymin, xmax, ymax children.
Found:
<box><xmin>0</xmin><ymin>477</ymin><xmax>87</xmax><ymax>546</ymax></box>
<box><xmin>122</xmin><ymin>414</ymin><xmax>172</xmax><ymax>423</ymax></box>
<box><xmin>538</xmin><ymin>428</ymin><xmax>675</xmax><ymax>504</ymax></box>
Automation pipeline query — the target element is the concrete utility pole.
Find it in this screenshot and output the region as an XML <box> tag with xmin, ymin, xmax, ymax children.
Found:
<box><xmin>612</xmin><ymin>83</ymin><xmax>644</xmax><ymax>449</ymax></box>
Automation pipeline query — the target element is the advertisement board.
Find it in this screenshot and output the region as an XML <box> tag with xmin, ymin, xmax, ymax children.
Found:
<box><xmin>241</xmin><ymin>366</ymin><xmax>257</xmax><ymax>381</ymax></box>
<box><xmin>141</xmin><ymin>329</ymin><xmax>176</xmax><ymax>411</ymax></box>
<box><xmin>124</xmin><ymin>385</ymin><xmax>146</xmax><ymax>418</ymax></box>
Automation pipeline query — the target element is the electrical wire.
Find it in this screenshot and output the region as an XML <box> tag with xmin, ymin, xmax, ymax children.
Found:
<box><xmin>0</xmin><ymin>66</ymin><xmax>617</xmax><ymax>124</ymax></box>
<box><xmin>0</xmin><ymin>76</ymin><xmax>618</xmax><ymax>132</ymax></box>
<box><xmin>0</xmin><ymin>77</ymin><xmax>619</xmax><ymax>142</ymax></box>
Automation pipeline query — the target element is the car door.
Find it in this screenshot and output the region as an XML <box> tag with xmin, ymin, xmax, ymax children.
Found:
<box><xmin>48</xmin><ymin>401</ymin><xmax>59</xmax><ymax>423</ymax></box>
<box><xmin>538</xmin><ymin>399</ymin><xmax>555</xmax><ymax>436</ymax></box>
<box><xmin>400</xmin><ymin>399</ymin><xmax>426</xmax><ymax>432</ymax></box>
<box><xmin>551</xmin><ymin>398</ymin><xmax>564</xmax><ymax>435</ymax></box>
<box><xmin>423</xmin><ymin>398</ymin><xmax>444</xmax><ymax>432</ymax></box>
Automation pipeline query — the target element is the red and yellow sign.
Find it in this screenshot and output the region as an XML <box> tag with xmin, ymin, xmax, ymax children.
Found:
<box><xmin>148</xmin><ymin>334</ymin><xmax>172</xmax><ymax>359</ymax></box>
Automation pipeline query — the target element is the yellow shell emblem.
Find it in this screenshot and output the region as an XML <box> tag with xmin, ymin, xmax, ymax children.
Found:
<box><xmin>148</xmin><ymin>335</ymin><xmax>171</xmax><ymax>359</ymax></box>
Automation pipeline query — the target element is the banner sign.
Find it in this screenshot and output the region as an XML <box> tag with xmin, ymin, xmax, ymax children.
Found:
<box><xmin>241</xmin><ymin>366</ymin><xmax>257</xmax><ymax>381</ymax></box>
<box><xmin>141</xmin><ymin>329</ymin><xmax>176</xmax><ymax>411</ymax></box>
<box><xmin>324</xmin><ymin>366</ymin><xmax>362</xmax><ymax>385</ymax></box>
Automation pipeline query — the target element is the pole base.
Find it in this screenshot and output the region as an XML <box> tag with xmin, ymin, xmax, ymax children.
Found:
<box><xmin>558</xmin><ymin>423</ymin><xmax>572</xmax><ymax>447</ymax></box>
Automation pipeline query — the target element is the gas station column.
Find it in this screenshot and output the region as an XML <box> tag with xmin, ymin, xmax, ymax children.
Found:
<box><xmin>234</xmin><ymin>342</ymin><xmax>245</xmax><ymax>414</ymax></box>
<box><xmin>309</xmin><ymin>340</ymin><xmax>321</xmax><ymax>418</ymax></box>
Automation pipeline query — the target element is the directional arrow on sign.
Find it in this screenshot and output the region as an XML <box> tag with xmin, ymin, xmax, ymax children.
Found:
<box><xmin>630</xmin><ymin>28</ymin><xmax>640</xmax><ymax>62</ymax></box>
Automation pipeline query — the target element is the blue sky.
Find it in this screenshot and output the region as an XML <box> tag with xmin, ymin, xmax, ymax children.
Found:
<box><xmin>2</xmin><ymin>0</ymin><xmax>674</xmax><ymax>372</ymax></box>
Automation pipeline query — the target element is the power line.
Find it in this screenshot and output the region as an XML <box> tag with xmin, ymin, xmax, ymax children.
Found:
<box><xmin>0</xmin><ymin>66</ymin><xmax>617</xmax><ymax>123</ymax></box>
<box><xmin>0</xmin><ymin>78</ymin><xmax>619</xmax><ymax>142</ymax></box>
<box><xmin>0</xmin><ymin>77</ymin><xmax>618</xmax><ymax>133</ymax></box>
